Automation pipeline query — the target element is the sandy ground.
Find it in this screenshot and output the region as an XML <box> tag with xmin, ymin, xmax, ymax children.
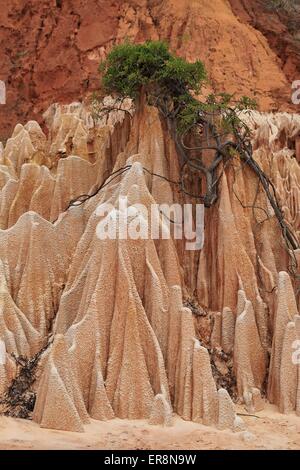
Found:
<box><xmin>0</xmin><ymin>404</ymin><xmax>299</xmax><ymax>450</ymax></box>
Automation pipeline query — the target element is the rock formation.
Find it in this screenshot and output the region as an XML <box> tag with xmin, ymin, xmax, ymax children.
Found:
<box><xmin>1</xmin><ymin>0</ymin><xmax>299</xmax><ymax>139</ymax></box>
<box><xmin>0</xmin><ymin>96</ymin><xmax>299</xmax><ymax>432</ymax></box>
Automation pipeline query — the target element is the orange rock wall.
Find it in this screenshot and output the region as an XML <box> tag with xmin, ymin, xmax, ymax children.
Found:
<box><xmin>0</xmin><ymin>0</ymin><xmax>299</xmax><ymax>139</ymax></box>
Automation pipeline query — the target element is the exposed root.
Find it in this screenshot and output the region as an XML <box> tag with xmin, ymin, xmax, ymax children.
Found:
<box><xmin>209</xmin><ymin>347</ymin><xmax>238</xmax><ymax>402</ymax></box>
<box><xmin>187</xmin><ymin>298</ymin><xmax>238</xmax><ymax>401</ymax></box>
<box><xmin>0</xmin><ymin>340</ymin><xmax>53</xmax><ymax>419</ymax></box>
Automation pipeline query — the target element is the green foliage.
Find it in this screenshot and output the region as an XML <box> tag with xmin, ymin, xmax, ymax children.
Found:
<box><xmin>158</xmin><ymin>55</ymin><xmax>206</xmax><ymax>94</ymax></box>
<box><xmin>175</xmin><ymin>95</ymin><xmax>203</xmax><ymax>133</ymax></box>
<box><xmin>100</xmin><ymin>40</ymin><xmax>206</xmax><ymax>99</ymax></box>
<box><xmin>176</xmin><ymin>93</ymin><xmax>257</xmax><ymax>134</ymax></box>
<box><xmin>100</xmin><ymin>41</ymin><xmax>257</xmax><ymax>135</ymax></box>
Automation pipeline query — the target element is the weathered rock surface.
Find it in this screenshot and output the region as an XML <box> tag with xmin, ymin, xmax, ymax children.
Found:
<box><xmin>0</xmin><ymin>98</ymin><xmax>299</xmax><ymax>432</ymax></box>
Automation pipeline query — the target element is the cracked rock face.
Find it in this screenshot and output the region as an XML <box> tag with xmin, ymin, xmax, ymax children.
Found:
<box><xmin>0</xmin><ymin>98</ymin><xmax>299</xmax><ymax>432</ymax></box>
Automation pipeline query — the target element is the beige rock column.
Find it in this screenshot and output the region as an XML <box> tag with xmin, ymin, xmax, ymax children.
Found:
<box><xmin>268</xmin><ymin>272</ymin><xmax>298</xmax><ymax>405</ymax></box>
<box><xmin>234</xmin><ymin>293</ymin><xmax>266</xmax><ymax>410</ymax></box>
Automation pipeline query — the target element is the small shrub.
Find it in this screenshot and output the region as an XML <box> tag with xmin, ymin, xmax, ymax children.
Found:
<box><xmin>100</xmin><ymin>40</ymin><xmax>256</xmax><ymax>135</ymax></box>
<box><xmin>100</xmin><ymin>40</ymin><xmax>206</xmax><ymax>99</ymax></box>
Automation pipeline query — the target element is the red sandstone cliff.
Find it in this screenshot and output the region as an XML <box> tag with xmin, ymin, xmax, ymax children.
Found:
<box><xmin>0</xmin><ymin>0</ymin><xmax>299</xmax><ymax>139</ymax></box>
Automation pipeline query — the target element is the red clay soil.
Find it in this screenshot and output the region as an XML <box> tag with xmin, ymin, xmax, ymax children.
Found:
<box><xmin>0</xmin><ymin>0</ymin><xmax>299</xmax><ymax>138</ymax></box>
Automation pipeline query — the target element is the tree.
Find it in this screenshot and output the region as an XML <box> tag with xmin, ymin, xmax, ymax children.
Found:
<box><xmin>94</xmin><ymin>41</ymin><xmax>299</xmax><ymax>261</ymax></box>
